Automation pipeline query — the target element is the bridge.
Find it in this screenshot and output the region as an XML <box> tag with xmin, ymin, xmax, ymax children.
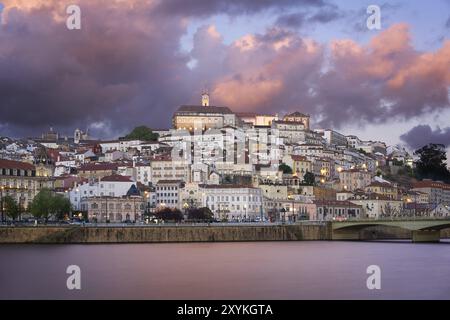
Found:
<box><xmin>331</xmin><ymin>219</ymin><xmax>450</xmax><ymax>242</ymax></box>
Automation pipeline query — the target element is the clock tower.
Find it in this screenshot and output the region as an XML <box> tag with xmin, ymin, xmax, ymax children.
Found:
<box><xmin>201</xmin><ymin>91</ymin><xmax>210</xmax><ymax>107</ymax></box>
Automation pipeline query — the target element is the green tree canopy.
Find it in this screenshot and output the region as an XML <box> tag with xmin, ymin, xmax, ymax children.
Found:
<box><xmin>279</xmin><ymin>163</ymin><xmax>293</xmax><ymax>174</ymax></box>
<box><xmin>124</xmin><ymin>126</ymin><xmax>159</xmax><ymax>141</ymax></box>
<box><xmin>29</xmin><ymin>189</ymin><xmax>72</xmax><ymax>222</ymax></box>
<box><xmin>3</xmin><ymin>195</ymin><xmax>20</xmax><ymax>221</ymax></box>
<box><xmin>51</xmin><ymin>195</ymin><xmax>72</xmax><ymax>221</ymax></box>
<box><xmin>187</xmin><ymin>207</ymin><xmax>214</xmax><ymax>221</ymax></box>
<box><xmin>303</xmin><ymin>172</ymin><xmax>316</xmax><ymax>186</ymax></box>
<box><xmin>414</xmin><ymin>143</ymin><xmax>450</xmax><ymax>183</ymax></box>
<box><xmin>155</xmin><ymin>207</ymin><xmax>183</xmax><ymax>222</ymax></box>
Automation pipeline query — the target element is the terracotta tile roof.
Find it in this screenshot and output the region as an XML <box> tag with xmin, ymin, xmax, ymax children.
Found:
<box><xmin>199</xmin><ymin>184</ymin><xmax>257</xmax><ymax>189</ymax></box>
<box><xmin>100</xmin><ymin>175</ymin><xmax>133</xmax><ymax>182</ymax></box>
<box><xmin>367</xmin><ymin>181</ymin><xmax>393</xmax><ymax>188</ymax></box>
<box><xmin>0</xmin><ymin>159</ymin><xmax>35</xmax><ymax>171</ymax></box>
<box><xmin>313</xmin><ymin>200</ymin><xmax>362</xmax><ymax>208</ymax></box>
<box><xmin>285</xmin><ymin>111</ymin><xmax>310</xmax><ymax>118</ymax></box>
<box><xmin>79</xmin><ymin>162</ymin><xmax>119</xmax><ymax>171</ymax></box>
<box><xmin>236</xmin><ymin>112</ymin><xmax>257</xmax><ymax>117</ymax></box>
<box><xmin>291</xmin><ymin>155</ymin><xmax>309</xmax><ymax>162</ymax></box>
<box><xmin>175</xmin><ymin>105</ymin><xmax>234</xmax><ymax>114</ymax></box>
<box><xmin>412</xmin><ymin>180</ymin><xmax>450</xmax><ymax>190</ymax></box>
<box><xmin>273</xmin><ymin>120</ymin><xmax>305</xmax><ymax>125</ymax></box>
<box><xmin>156</xmin><ymin>179</ymin><xmax>184</xmax><ymax>184</ymax></box>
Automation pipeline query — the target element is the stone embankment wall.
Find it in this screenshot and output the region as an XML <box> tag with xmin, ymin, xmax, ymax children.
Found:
<box><xmin>0</xmin><ymin>224</ymin><xmax>331</xmax><ymax>244</ymax></box>
<box><xmin>1</xmin><ymin>224</ymin><xmax>447</xmax><ymax>244</ymax></box>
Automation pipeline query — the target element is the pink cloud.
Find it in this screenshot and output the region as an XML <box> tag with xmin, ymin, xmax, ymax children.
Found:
<box><xmin>0</xmin><ymin>0</ymin><xmax>449</xmax><ymax>139</ymax></box>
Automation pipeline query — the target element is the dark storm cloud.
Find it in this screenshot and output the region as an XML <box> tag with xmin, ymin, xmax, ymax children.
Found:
<box><xmin>153</xmin><ymin>0</ymin><xmax>327</xmax><ymax>17</ymax></box>
<box><xmin>275</xmin><ymin>3</ymin><xmax>342</xmax><ymax>29</ymax></box>
<box><xmin>276</xmin><ymin>12</ymin><xmax>307</xmax><ymax>28</ymax></box>
<box><xmin>0</xmin><ymin>0</ymin><xmax>330</xmax><ymax>138</ymax></box>
<box><xmin>308</xmin><ymin>5</ymin><xmax>342</xmax><ymax>23</ymax></box>
<box><xmin>0</xmin><ymin>1</ymin><xmax>449</xmax><ymax>140</ymax></box>
<box><xmin>0</xmin><ymin>0</ymin><xmax>195</xmax><ymax>138</ymax></box>
<box><xmin>400</xmin><ymin>125</ymin><xmax>450</xmax><ymax>149</ymax></box>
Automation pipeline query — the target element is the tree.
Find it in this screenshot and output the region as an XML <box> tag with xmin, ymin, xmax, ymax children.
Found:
<box><xmin>414</xmin><ymin>144</ymin><xmax>450</xmax><ymax>183</ymax></box>
<box><xmin>155</xmin><ymin>207</ymin><xmax>183</xmax><ymax>222</ymax></box>
<box><xmin>279</xmin><ymin>163</ymin><xmax>293</xmax><ymax>174</ymax></box>
<box><xmin>3</xmin><ymin>196</ymin><xmax>20</xmax><ymax>221</ymax></box>
<box><xmin>124</xmin><ymin>126</ymin><xmax>159</xmax><ymax>141</ymax></box>
<box><xmin>358</xmin><ymin>148</ymin><xmax>367</xmax><ymax>155</ymax></box>
<box><xmin>29</xmin><ymin>189</ymin><xmax>53</xmax><ymax>222</ymax></box>
<box><xmin>51</xmin><ymin>195</ymin><xmax>72</xmax><ymax>221</ymax></box>
<box><xmin>187</xmin><ymin>207</ymin><xmax>214</xmax><ymax>221</ymax></box>
<box><xmin>29</xmin><ymin>189</ymin><xmax>72</xmax><ymax>222</ymax></box>
<box><xmin>303</xmin><ymin>172</ymin><xmax>315</xmax><ymax>186</ymax></box>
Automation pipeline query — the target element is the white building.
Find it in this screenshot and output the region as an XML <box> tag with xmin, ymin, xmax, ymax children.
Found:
<box><xmin>200</xmin><ymin>184</ymin><xmax>263</xmax><ymax>221</ymax></box>
<box><xmin>135</xmin><ymin>163</ymin><xmax>152</xmax><ymax>186</ymax></box>
<box><xmin>155</xmin><ymin>180</ymin><xmax>184</xmax><ymax>209</ymax></box>
<box><xmin>350</xmin><ymin>194</ymin><xmax>403</xmax><ymax>219</ymax></box>
<box><xmin>100</xmin><ymin>139</ymin><xmax>144</xmax><ymax>153</ymax></box>
<box><xmin>69</xmin><ymin>175</ymin><xmax>136</xmax><ymax>210</ymax></box>
<box><xmin>339</xmin><ymin>169</ymin><xmax>372</xmax><ymax>191</ymax></box>
<box><xmin>150</xmin><ymin>158</ymin><xmax>190</xmax><ymax>184</ymax></box>
<box><xmin>293</xmin><ymin>144</ymin><xmax>324</xmax><ymax>158</ymax></box>
<box><xmin>315</xmin><ymin>129</ymin><xmax>348</xmax><ymax>147</ymax></box>
<box><xmin>271</xmin><ymin>120</ymin><xmax>306</xmax><ymax>144</ymax></box>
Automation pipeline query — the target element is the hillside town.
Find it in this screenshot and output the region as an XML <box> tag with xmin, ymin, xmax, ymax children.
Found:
<box><xmin>1</xmin><ymin>92</ymin><xmax>450</xmax><ymax>224</ymax></box>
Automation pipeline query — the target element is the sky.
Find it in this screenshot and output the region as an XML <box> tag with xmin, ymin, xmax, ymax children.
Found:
<box><xmin>0</xmin><ymin>0</ymin><xmax>449</xmax><ymax>156</ymax></box>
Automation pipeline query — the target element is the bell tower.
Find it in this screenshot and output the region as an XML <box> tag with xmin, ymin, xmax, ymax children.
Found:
<box><xmin>201</xmin><ymin>91</ymin><xmax>210</xmax><ymax>107</ymax></box>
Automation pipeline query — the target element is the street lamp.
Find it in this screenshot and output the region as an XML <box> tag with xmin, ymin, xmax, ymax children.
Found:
<box><xmin>0</xmin><ymin>186</ymin><xmax>4</xmax><ymax>224</ymax></box>
<box><xmin>288</xmin><ymin>195</ymin><xmax>295</xmax><ymax>222</ymax></box>
<box><xmin>183</xmin><ymin>202</ymin><xmax>189</xmax><ymax>221</ymax></box>
<box><xmin>280</xmin><ymin>207</ymin><xmax>286</xmax><ymax>224</ymax></box>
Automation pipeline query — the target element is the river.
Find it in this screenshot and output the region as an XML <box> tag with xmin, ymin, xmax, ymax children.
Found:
<box><xmin>1</xmin><ymin>241</ymin><xmax>450</xmax><ymax>299</ymax></box>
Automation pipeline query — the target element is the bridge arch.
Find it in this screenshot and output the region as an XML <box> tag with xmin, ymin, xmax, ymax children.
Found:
<box><xmin>331</xmin><ymin>220</ymin><xmax>450</xmax><ymax>242</ymax></box>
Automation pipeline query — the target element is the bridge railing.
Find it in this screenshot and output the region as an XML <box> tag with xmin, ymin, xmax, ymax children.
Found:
<box><xmin>330</xmin><ymin>216</ymin><xmax>450</xmax><ymax>223</ymax></box>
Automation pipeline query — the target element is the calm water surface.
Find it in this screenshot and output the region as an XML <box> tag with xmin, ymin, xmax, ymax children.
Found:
<box><xmin>1</xmin><ymin>241</ymin><xmax>450</xmax><ymax>299</ymax></box>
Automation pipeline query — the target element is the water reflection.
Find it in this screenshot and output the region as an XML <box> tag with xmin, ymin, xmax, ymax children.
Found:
<box><xmin>1</xmin><ymin>241</ymin><xmax>450</xmax><ymax>299</ymax></box>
